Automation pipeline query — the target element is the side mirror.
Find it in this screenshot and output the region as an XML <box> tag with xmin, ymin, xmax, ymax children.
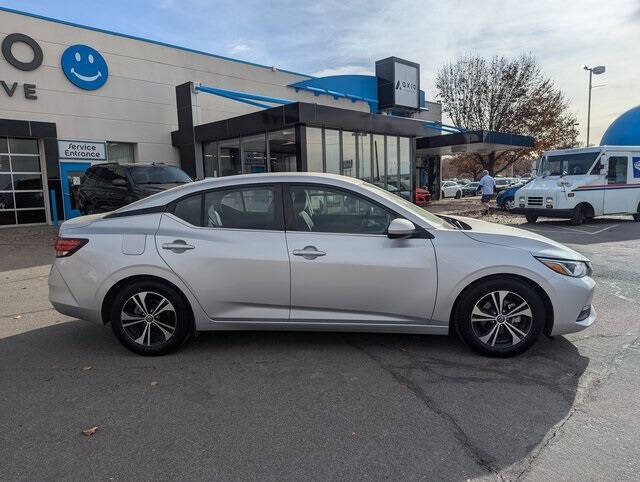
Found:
<box><xmin>112</xmin><ymin>178</ymin><xmax>128</xmax><ymax>187</ymax></box>
<box><xmin>387</xmin><ymin>218</ymin><xmax>417</xmax><ymax>239</ymax></box>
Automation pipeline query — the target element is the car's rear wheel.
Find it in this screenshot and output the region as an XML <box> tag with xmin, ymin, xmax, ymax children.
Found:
<box><xmin>110</xmin><ymin>280</ymin><xmax>191</xmax><ymax>356</ymax></box>
<box><xmin>633</xmin><ymin>203</ymin><xmax>640</xmax><ymax>221</ymax></box>
<box><xmin>454</xmin><ymin>278</ymin><xmax>545</xmax><ymax>357</ymax></box>
<box><xmin>441</xmin><ymin>191</ymin><xmax>446</xmax><ymax>199</ymax></box>
<box><xmin>525</xmin><ymin>214</ymin><xmax>538</xmax><ymax>223</ymax></box>
<box><xmin>455</xmin><ymin>191</ymin><xmax>461</xmax><ymax>199</ymax></box>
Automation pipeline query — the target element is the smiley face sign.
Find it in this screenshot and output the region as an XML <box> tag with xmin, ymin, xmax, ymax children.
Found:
<box><xmin>61</xmin><ymin>44</ymin><xmax>108</xmax><ymax>90</ymax></box>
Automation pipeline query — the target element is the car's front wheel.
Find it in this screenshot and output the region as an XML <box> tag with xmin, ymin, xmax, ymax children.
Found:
<box><xmin>110</xmin><ymin>280</ymin><xmax>191</xmax><ymax>356</ymax></box>
<box><xmin>455</xmin><ymin>191</ymin><xmax>461</xmax><ymax>199</ymax></box>
<box><xmin>455</xmin><ymin>278</ymin><xmax>545</xmax><ymax>357</ymax></box>
<box><xmin>504</xmin><ymin>197</ymin><xmax>515</xmax><ymax>210</ymax></box>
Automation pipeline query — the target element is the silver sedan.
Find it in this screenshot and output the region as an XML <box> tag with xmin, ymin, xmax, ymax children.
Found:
<box><xmin>49</xmin><ymin>173</ymin><xmax>596</xmax><ymax>356</ymax></box>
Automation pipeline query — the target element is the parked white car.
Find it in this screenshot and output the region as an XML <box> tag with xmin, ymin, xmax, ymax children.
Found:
<box><xmin>441</xmin><ymin>181</ymin><xmax>463</xmax><ymax>199</ymax></box>
<box><xmin>516</xmin><ymin>146</ymin><xmax>640</xmax><ymax>224</ymax></box>
<box><xmin>49</xmin><ymin>173</ymin><xmax>596</xmax><ymax>357</ymax></box>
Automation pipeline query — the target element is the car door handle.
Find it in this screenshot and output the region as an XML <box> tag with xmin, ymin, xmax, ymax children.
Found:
<box><xmin>292</xmin><ymin>246</ymin><xmax>326</xmax><ymax>259</ymax></box>
<box><xmin>162</xmin><ymin>240</ymin><xmax>195</xmax><ymax>251</ymax></box>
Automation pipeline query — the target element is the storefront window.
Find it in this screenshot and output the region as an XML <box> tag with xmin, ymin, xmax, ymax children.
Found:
<box><xmin>305</xmin><ymin>127</ymin><xmax>323</xmax><ymax>172</ymax></box>
<box><xmin>356</xmin><ymin>133</ymin><xmax>371</xmax><ymax>181</ymax></box>
<box><xmin>325</xmin><ymin>129</ymin><xmax>340</xmax><ymax>174</ymax></box>
<box><xmin>242</xmin><ymin>134</ymin><xmax>267</xmax><ymax>174</ymax></box>
<box><xmin>269</xmin><ymin>129</ymin><xmax>297</xmax><ymax>172</ymax></box>
<box><xmin>372</xmin><ymin>134</ymin><xmax>385</xmax><ymax>186</ymax></box>
<box><xmin>106</xmin><ymin>142</ymin><xmax>135</xmax><ymax>163</ymax></box>
<box><xmin>399</xmin><ymin>137</ymin><xmax>411</xmax><ymax>193</ymax></box>
<box><xmin>341</xmin><ymin>131</ymin><xmax>356</xmax><ymax>177</ymax></box>
<box><xmin>203</xmin><ymin>142</ymin><xmax>218</xmax><ymax>177</ymax></box>
<box><xmin>219</xmin><ymin>138</ymin><xmax>241</xmax><ymax>177</ymax></box>
<box><xmin>386</xmin><ymin>136</ymin><xmax>398</xmax><ymax>192</ymax></box>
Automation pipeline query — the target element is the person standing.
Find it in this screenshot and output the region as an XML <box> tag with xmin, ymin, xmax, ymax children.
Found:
<box><xmin>478</xmin><ymin>170</ymin><xmax>496</xmax><ymax>214</ymax></box>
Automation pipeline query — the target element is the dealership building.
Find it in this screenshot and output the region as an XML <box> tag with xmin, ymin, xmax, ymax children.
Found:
<box><xmin>0</xmin><ymin>7</ymin><xmax>532</xmax><ymax>227</ymax></box>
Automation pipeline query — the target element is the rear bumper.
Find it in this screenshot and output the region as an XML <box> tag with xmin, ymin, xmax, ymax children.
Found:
<box><xmin>511</xmin><ymin>207</ymin><xmax>574</xmax><ymax>218</ymax></box>
<box><xmin>49</xmin><ymin>264</ymin><xmax>101</xmax><ymax>323</ymax></box>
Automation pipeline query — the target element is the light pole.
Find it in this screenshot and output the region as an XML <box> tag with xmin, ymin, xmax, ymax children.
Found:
<box><xmin>582</xmin><ymin>64</ymin><xmax>606</xmax><ymax>146</ymax></box>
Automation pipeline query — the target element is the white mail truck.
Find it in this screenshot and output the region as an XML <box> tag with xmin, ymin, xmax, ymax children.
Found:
<box><xmin>515</xmin><ymin>146</ymin><xmax>640</xmax><ymax>224</ymax></box>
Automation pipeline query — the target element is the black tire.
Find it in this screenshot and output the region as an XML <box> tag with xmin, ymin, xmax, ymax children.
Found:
<box><xmin>454</xmin><ymin>277</ymin><xmax>545</xmax><ymax>357</ymax></box>
<box><xmin>441</xmin><ymin>191</ymin><xmax>446</xmax><ymax>199</ymax></box>
<box><xmin>455</xmin><ymin>191</ymin><xmax>461</xmax><ymax>199</ymax></box>
<box><xmin>571</xmin><ymin>204</ymin><xmax>585</xmax><ymax>226</ymax></box>
<box><xmin>525</xmin><ymin>214</ymin><xmax>538</xmax><ymax>223</ymax></box>
<box><xmin>110</xmin><ymin>279</ymin><xmax>192</xmax><ymax>356</ymax></box>
<box><xmin>634</xmin><ymin>203</ymin><xmax>640</xmax><ymax>221</ymax></box>
<box><xmin>503</xmin><ymin>197</ymin><xmax>515</xmax><ymax>210</ymax></box>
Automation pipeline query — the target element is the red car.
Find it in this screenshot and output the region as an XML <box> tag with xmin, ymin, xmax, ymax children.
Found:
<box><xmin>414</xmin><ymin>186</ymin><xmax>431</xmax><ymax>206</ymax></box>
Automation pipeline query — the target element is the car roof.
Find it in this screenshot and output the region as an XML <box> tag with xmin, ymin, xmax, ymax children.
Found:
<box><xmin>113</xmin><ymin>172</ymin><xmax>366</xmax><ymax>213</ymax></box>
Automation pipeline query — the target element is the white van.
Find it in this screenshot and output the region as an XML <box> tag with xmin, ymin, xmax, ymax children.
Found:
<box><xmin>515</xmin><ymin>146</ymin><xmax>640</xmax><ymax>224</ymax></box>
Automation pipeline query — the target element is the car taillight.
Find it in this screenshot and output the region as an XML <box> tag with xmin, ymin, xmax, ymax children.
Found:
<box><xmin>54</xmin><ymin>237</ymin><xmax>88</xmax><ymax>257</ymax></box>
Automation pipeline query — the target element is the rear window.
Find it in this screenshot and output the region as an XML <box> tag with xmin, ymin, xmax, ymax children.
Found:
<box><xmin>130</xmin><ymin>166</ymin><xmax>192</xmax><ymax>184</ymax></box>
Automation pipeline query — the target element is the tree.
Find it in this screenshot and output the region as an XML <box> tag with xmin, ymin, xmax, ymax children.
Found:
<box><xmin>435</xmin><ymin>54</ymin><xmax>579</xmax><ymax>176</ymax></box>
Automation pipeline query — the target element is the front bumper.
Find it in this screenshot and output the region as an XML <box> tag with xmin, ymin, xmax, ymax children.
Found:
<box><xmin>511</xmin><ymin>207</ymin><xmax>574</xmax><ymax>218</ymax></box>
<box><xmin>548</xmin><ymin>274</ymin><xmax>597</xmax><ymax>336</ymax></box>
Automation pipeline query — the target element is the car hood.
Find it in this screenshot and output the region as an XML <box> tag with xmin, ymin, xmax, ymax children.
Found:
<box><xmin>446</xmin><ymin>215</ymin><xmax>588</xmax><ymax>261</ymax></box>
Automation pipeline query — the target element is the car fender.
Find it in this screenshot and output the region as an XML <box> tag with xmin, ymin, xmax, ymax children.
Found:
<box><xmin>431</xmin><ymin>250</ymin><xmax>558</xmax><ymax>325</ymax></box>
<box><xmin>94</xmin><ymin>263</ymin><xmax>210</xmax><ymax>328</ymax></box>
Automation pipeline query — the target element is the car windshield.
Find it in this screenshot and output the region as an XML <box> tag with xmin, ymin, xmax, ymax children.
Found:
<box><xmin>539</xmin><ymin>151</ymin><xmax>600</xmax><ymax>176</ymax></box>
<box><xmin>129</xmin><ymin>165</ymin><xmax>192</xmax><ymax>184</ymax></box>
<box><xmin>362</xmin><ymin>182</ymin><xmax>448</xmax><ymax>229</ymax></box>
<box><xmin>467</xmin><ymin>182</ymin><xmax>479</xmax><ymax>187</ymax></box>
<box><xmin>495</xmin><ymin>179</ymin><xmax>509</xmax><ymax>186</ymax></box>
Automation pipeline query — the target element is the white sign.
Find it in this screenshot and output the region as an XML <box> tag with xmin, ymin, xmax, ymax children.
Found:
<box><xmin>394</xmin><ymin>61</ymin><xmax>419</xmax><ymax>109</ymax></box>
<box><xmin>58</xmin><ymin>140</ymin><xmax>106</xmax><ymax>160</ymax></box>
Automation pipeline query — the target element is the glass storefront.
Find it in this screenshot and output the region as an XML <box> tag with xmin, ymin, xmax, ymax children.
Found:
<box><xmin>356</xmin><ymin>133</ymin><xmax>371</xmax><ymax>181</ymax></box>
<box><xmin>269</xmin><ymin>130</ymin><xmax>296</xmax><ymax>172</ymax></box>
<box><xmin>0</xmin><ymin>137</ymin><xmax>47</xmax><ymax>226</ymax></box>
<box><xmin>306</xmin><ymin>127</ymin><xmax>323</xmax><ymax>173</ymax></box>
<box><xmin>324</xmin><ymin>129</ymin><xmax>340</xmax><ymax>175</ymax></box>
<box><xmin>341</xmin><ymin>131</ymin><xmax>356</xmax><ymax>177</ymax></box>
<box><xmin>242</xmin><ymin>134</ymin><xmax>267</xmax><ymax>174</ymax></box>
<box><xmin>200</xmin><ymin>127</ymin><xmax>413</xmax><ymax>200</ymax></box>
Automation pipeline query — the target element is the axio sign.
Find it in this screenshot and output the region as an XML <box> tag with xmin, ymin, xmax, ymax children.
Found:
<box><xmin>375</xmin><ymin>57</ymin><xmax>421</xmax><ymax>112</ymax></box>
<box><xmin>1</xmin><ymin>32</ymin><xmax>109</xmax><ymax>99</ymax></box>
<box><xmin>393</xmin><ymin>61</ymin><xmax>419</xmax><ymax>109</ymax></box>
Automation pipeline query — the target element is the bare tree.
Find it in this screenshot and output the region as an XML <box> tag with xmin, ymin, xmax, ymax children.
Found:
<box><xmin>435</xmin><ymin>54</ymin><xmax>579</xmax><ymax>176</ymax></box>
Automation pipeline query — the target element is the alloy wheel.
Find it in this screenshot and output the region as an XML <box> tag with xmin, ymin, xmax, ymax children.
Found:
<box><xmin>470</xmin><ymin>290</ymin><xmax>533</xmax><ymax>347</ymax></box>
<box><xmin>120</xmin><ymin>291</ymin><xmax>177</xmax><ymax>347</ymax></box>
<box><xmin>505</xmin><ymin>198</ymin><xmax>516</xmax><ymax>210</ymax></box>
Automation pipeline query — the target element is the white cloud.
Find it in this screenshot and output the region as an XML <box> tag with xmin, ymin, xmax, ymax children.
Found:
<box><xmin>228</xmin><ymin>43</ymin><xmax>251</xmax><ymax>55</ymax></box>
<box><xmin>311</xmin><ymin>65</ymin><xmax>373</xmax><ymax>77</ymax></box>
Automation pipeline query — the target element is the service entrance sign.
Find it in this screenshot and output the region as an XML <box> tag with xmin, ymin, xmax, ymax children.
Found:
<box><xmin>58</xmin><ymin>140</ymin><xmax>107</xmax><ymax>161</ymax></box>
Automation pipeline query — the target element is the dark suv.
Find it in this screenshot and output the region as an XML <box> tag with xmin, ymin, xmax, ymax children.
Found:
<box><xmin>77</xmin><ymin>163</ymin><xmax>192</xmax><ymax>215</ymax></box>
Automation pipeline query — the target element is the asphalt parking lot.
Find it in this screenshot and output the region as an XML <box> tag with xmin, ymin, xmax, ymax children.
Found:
<box><xmin>1</xmin><ymin>218</ymin><xmax>639</xmax><ymax>480</ymax></box>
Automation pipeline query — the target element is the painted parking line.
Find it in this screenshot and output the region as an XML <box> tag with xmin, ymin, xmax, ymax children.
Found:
<box><xmin>524</xmin><ymin>223</ymin><xmax>620</xmax><ymax>236</ymax></box>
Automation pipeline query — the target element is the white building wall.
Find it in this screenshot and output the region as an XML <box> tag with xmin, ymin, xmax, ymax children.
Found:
<box><xmin>0</xmin><ymin>9</ymin><xmax>371</xmax><ymax>165</ymax></box>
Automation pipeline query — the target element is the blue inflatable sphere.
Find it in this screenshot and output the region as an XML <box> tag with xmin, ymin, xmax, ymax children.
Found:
<box><xmin>600</xmin><ymin>105</ymin><xmax>640</xmax><ymax>146</ymax></box>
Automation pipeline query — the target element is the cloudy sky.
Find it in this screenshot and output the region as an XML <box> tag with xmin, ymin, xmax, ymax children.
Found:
<box><xmin>5</xmin><ymin>0</ymin><xmax>639</xmax><ymax>144</ymax></box>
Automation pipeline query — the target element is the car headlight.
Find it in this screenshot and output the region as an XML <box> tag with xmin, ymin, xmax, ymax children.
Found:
<box><xmin>519</xmin><ymin>196</ymin><xmax>525</xmax><ymax>203</ymax></box>
<box><xmin>545</xmin><ymin>197</ymin><xmax>553</xmax><ymax>204</ymax></box>
<box><xmin>536</xmin><ymin>257</ymin><xmax>592</xmax><ymax>277</ymax></box>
